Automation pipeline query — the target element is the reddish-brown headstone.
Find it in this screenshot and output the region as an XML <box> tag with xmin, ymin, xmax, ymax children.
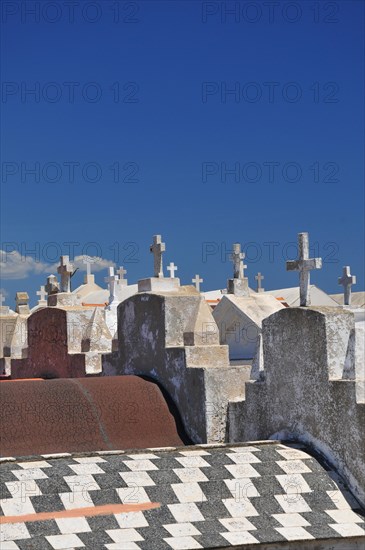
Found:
<box><xmin>10</xmin><ymin>308</ymin><xmax>86</xmax><ymax>379</ymax></box>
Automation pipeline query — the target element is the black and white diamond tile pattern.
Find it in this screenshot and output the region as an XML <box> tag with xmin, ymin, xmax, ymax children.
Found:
<box><xmin>1</xmin><ymin>443</ymin><xmax>364</xmax><ymax>549</ymax></box>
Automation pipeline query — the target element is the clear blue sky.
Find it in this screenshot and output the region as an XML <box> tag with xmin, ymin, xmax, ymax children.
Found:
<box><xmin>1</xmin><ymin>0</ymin><xmax>364</xmax><ymax>305</ymax></box>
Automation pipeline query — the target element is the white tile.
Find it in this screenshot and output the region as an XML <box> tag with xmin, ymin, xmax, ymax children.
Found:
<box><xmin>97</xmin><ymin>450</ymin><xmax>125</xmax><ymax>456</ymax></box>
<box><xmin>46</xmin><ymin>533</ymin><xmax>85</xmax><ymax>548</ymax></box>
<box><xmin>147</xmin><ymin>447</ymin><xmax>176</xmax><ymax>452</ymax></box>
<box><xmin>173</xmin><ymin>468</ymin><xmax>208</xmax><ymax>483</ymax></box>
<box><xmin>276</xmin><ymin>460</ymin><xmax>311</xmax><ymax>474</ymax></box>
<box><xmin>221</xmin><ymin>531</ymin><xmax>259</xmax><ymax>545</ymax></box>
<box><xmin>325</xmin><ymin>509</ymin><xmax>363</xmax><ymax>524</ymax></box>
<box><xmin>226</xmin><ymin>453</ymin><xmax>261</xmax><ymax>464</ymax></box>
<box><xmin>0</xmin><ymin>541</ymin><xmax>20</xmax><ymax>549</ymax></box>
<box><xmin>17</xmin><ymin>461</ymin><xmax>51</xmax><ymax>469</ymax></box>
<box><xmin>126</xmin><ymin>453</ymin><xmax>160</xmax><ymax>460</ymax></box>
<box><xmin>163</xmin><ymin>523</ymin><xmax>201</xmax><ymax>537</ymax></box>
<box><xmin>0</xmin><ymin>497</ymin><xmax>35</xmax><ymax>517</ymax></box>
<box><xmin>276</xmin><ymin>449</ymin><xmax>310</xmax><ymax>460</ymax></box>
<box><xmin>106</xmin><ymin>528</ymin><xmax>143</xmax><ymax>542</ymax></box>
<box><xmin>275</xmin><ymin>474</ymin><xmax>312</xmax><ymax>494</ymax></box>
<box><xmin>124</xmin><ymin>460</ymin><xmax>158</xmax><ymax>472</ymax></box>
<box><xmin>276</xmin><ymin>526</ymin><xmax>314</xmax><ymax>541</ymax></box>
<box><xmin>222</xmin><ymin>498</ymin><xmax>259</xmax><ymax>517</ymax></box>
<box><xmin>219</xmin><ymin>517</ymin><xmax>256</xmax><ymax>531</ymax></box>
<box><xmin>224</xmin><ymin>478</ymin><xmax>260</xmax><ymax>498</ymax></box>
<box><xmin>116</xmin><ymin>487</ymin><xmax>150</xmax><ymax>505</ymax></box>
<box><xmin>0</xmin><ymin>522</ymin><xmax>30</xmax><ymax>541</ymax></box>
<box><xmin>179</xmin><ymin>450</ymin><xmax>210</xmax><ymax>456</ymax></box>
<box><xmin>64</xmin><ymin>474</ymin><xmax>100</xmax><ymax>492</ymax></box>
<box><xmin>171</xmin><ymin>482</ymin><xmax>207</xmax><ymax>503</ymax></box>
<box><xmin>275</xmin><ymin>494</ymin><xmax>311</xmax><ymax>514</ymax></box>
<box><xmin>272</xmin><ymin>513</ymin><xmax>310</xmax><ymax>527</ymax></box>
<box><xmin>60</xmin><ymin>491</ymin><xmax>93</xmax><ymax>510</ymax></box>
<box><xmin>168</xmin><ymin>503</ymin><xmax>205</xmax><ymax>523</ymax></box>
<box><xmin>105</xmin><ymin>543</ymin><xmax>140</xmax><ymax>550</ymax></box>
<box><xmin>175</xmin><ymin>457</ymin><xmax>210</xmax><ymax>469</ymax></box>
<box><xmin>74</xmin><ymin>456</ymin><xmax>107</xmax><ymax>464</ymax></box>
<box><xmin>69</xmin><ymin>463</ymin><xmax>105</xmax><ymax>475</ymax></box>
<box><xmin>5</xmin><ymin>480</ymin><xmax>42</xmax><ymax>499</ymax></box>
<box><xmin>228</xmin><ymin>446</ymin><xmax>260</xmax><ymax>453</ymax></box>
<box><xmin>119</xmin><ymin>471</ymin><xmax>155</xmax><ymax>487</ymax></box>
<box><xmin>42</xmin><ymin>453</ymin><xmax>72</xmax><ymax>459</ymax></box>
<box><xmin>11</xmin><ymin>468</ymin><xmax>48</xmax><ymax>481</ymax></box>
<box><xmin>225</xmin><ymin>463</ymin><xmax>260</xmax><ymax>478</ymax></box>
<box><xmin>55</xmin><ymin>517</ymin><xmax>91</xmax><ymax>534</ymax></box>
<box><xmin>329</xmin><ymin>523</ymin><xmax>365</xmax><ymax>537</ymax></box>
<box><xmin>164</xmin><ymin>536</ymin><xmax>202</xmax><ymax>549</ymax></box>
<box><xmin>326</xmin><ymin>490</ymin><xmax>356</xmax><ymax>510</ymax></box>
<box><xmin>114</xmin><ymin>511</ymin><xmax>148</xmax><ymax>529</ymax></box>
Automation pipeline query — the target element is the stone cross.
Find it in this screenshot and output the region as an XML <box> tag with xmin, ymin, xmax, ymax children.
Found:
<box><xmin>150</xmin><ymin>235</ymin><xmax>166</xmax><ymax>278</ymax></box>
<box><xmin>105</xmin><ymin>266</ymin><xmax>119</xmax><ymax>304</ymax></box>
<box><xmin>57</xmin><ymin>256</ymin><xmax>74</xmax><ymax>293</ymax></box>
<box><xmin>45</xmin><ymin>274</ymin><xmax>60</xmax><ymax>296</ymax></box>
<box><xmin>255</xmin><ymin>272</ymin><xmax>265</xmax><ymax>293</ymax></box>
<box><xmin>167</xmin><ymin>262</ymin><xmax>178</xmax><ymax>278</ymax></box>
<box><xmin>231</xmin><ymin>243</ymin><xmax>247</xmax><ymax>279</ymax></box>
<box><xmin>83</xmin><ymin>255</ymin><xmax>92</xmax><ymax>276</ymax></box>
<box><xmin>117</xmin><ymin>266</ymin><xmax>127</xmax><ymax>280</ymax></box>
<box><xmin>286</xmin><ymin>232</ymin><xmax>322</xmax><ymax>307</ymax></box>
<box><xmin>192</xmin><ymin>274</ymin><xmax>203</xmax><ymax>292</ymax></box>
<box><xmin>338</xmin><ymin>266</ymin><xmax>356</xmax><ymax>306</ymax></box>
<box><xmin>36</xmin><ymin>285</ymin><xmax>47</xmax><ymax>304</ymax></box>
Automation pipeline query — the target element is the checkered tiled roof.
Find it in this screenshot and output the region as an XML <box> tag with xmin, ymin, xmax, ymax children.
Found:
<box><xmin>1</xmin><ymin>441</ymin><xmax>364</xmax><ymax>549</ymax></box>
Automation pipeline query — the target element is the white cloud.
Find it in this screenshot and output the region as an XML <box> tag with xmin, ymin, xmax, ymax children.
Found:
<box><xmin>0</xmin><ymin>251</ymin><xmax>115</xmax><ymax>280</ymax></box>
<box><xmin>0</xmin><ymin>250</ymin><xmax>50</xmax><ymax>280</ymax></box>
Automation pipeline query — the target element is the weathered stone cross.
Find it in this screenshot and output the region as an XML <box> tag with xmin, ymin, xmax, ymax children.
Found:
<box><xmin>36</xmin><ymin>285</ymin><xmax>47</xmax><ymax>303</ymax></box>
<box><xmin>338</xmin><ymin>266</ymin><xmax>356</xmax><ymax>306</ymax></box>
<box><xmin>255</xmin><ymin>272</ymin><xmax>265</xmax><ymax>292</ymax></box>
<box><xmin>150</xmin><ymin>235</ymin><xmax>166</xmax><ymax>278</ymax></box>
<box><xmin>57</xmin><ymin>256</ymin><xmax>74</xmax><ymax>293</ymax></box>
<box><xmin>167</xmin><ymin>262</ymin><xmax>178</xmax><ymax>278</ymax></box>
<box><xmin>231</xmin><ymin>243</ymin><xmax>247</xmax><ymax>279</ymax></box>
<box><xmin>45</xmin><ymin>274</ymin><xmax>59</xmax><ymax>296</ymax></box>
<box><xmin>83</xmin><ymin>255</ymin><xmax>92</xmax><ymax>276</ymax></box>
<box><xmin>117</xmin><ymin>266</ymin><xmax>127</xmax><ymax>280</ymax></box>
<box><xmin>105</xmin><ymin>266</ymin><xmax>119</xmax><ymax>304</ymax></box>
<box><xmin>192</xmin><ymin>274</ymin><xmax>203</xmax><ymax>292</ymax></box>
<box><xmin>286</xmin><ymin>232</ymin><xmax>322</xmax><ymax>306</ymax></box>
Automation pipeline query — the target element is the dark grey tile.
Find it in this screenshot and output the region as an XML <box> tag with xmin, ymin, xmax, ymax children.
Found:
<box><xmin>30</xmin><ymin>494</ymin><xmax>64</xmax><ymax>513</ymax></box>
<box><xmin>26</xmin><ymin>519</ymin><xmax>60</xmax><ymax>537</ymax></box>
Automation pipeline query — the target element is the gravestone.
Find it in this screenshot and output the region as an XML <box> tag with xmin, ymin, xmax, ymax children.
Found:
<box><xmin>10</xmin><ymin>308</ymin><xmax>86</xmax><ymax>379</ymax></box>
<box><xmin>45</xmin><ymin>274</ymin><xmax>59</xmax><ymax>297</ymax></box>
<box><xmin>15</xmin><ymin>292</ymin><xmax>30</xmax><ymax>314</ymax></box>
<box><xmin>227</xmin><ymin>243</ymin><xmax>249</xmax><ymax>296</ymax></box>
<box><xmin>139</xmin><ymin>235</ymin><xmax>180</xmax><ymax>292</ymax></box>
<box><xmin>82</xmin><ymin>255</ymin><xmax>95</xmax><ymax>285</ymax></box>
<box><xmin>192</xmin><ymin>274</ymin><xmax>203</xmax><ymax>292</ymax></box>
<box><xmin>228</xmin><ymin>306</ymin><xmax>365</xmax><ymax>508</ymax></box>
<box><xmin>286</xmin><ymin>232</ymin><xmax>322</xmax><ymax>306</ymax></box>
<box><xmin>255</xmin><ymin>272</ymin><xmax>265</xmax><ymax>293</ymax></box>
<box><xmin>339</xmin><ymin>265</ymin><xmax>356</xmax><ymax>306</ymax></box>
<box><xmin>36</xmin><ymin>285</ymin><xmax>47</xmax><ymax>307</ymax></box>
<box><xmin>117</xmin><ymin>285</ymin><xmax>250</xmax><ymax>443</ymax></box>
